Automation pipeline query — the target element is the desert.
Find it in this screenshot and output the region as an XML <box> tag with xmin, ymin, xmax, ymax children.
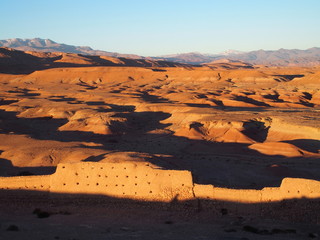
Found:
<box><xmin>0</xmin><ymin>44</ymin><xmax>319</xmax><ymax>239</ymax></box>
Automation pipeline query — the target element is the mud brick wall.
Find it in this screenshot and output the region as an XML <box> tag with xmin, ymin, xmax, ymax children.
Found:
<box><xmin>0</xmin><ymin>175</ymin><xmax>51</xmax><ymax>191</ymax></box>
<box><xmin>0</xmin><ymin>162</ymin><xmax>319</xmax><ymax>203</ymax></box>
<box><xmin>193</xmin><ymin>178</ymin><xmax>320</xmax><ymax>202</ymax></box>
<box><xmin>50</xmin><ymin>162</ymin><xmax>194</xmax><ymax>201</ymax></box>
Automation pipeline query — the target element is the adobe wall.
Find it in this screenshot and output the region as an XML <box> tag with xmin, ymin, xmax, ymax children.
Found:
<box><xmin>0</xmin><ymin>175</ymin><xmax>50</xmax><ymax>191</ymax></box>
<box><xmin>194</xmin><ymin>178</ymin><xmax>320</xmax><ymax>203</ymax></box>
<box><xmin>50</xmin><ymin>162</ymin><xmax>194</xmax><ymax>201</ymax></box>
<box><xmin>0</xmin><ymin>162</ymin><xmax>319</xmax><ymax>203</ymax></box>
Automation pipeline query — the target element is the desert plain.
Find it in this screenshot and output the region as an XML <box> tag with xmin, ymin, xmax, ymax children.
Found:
<box><xmin>0</xmin><ymin>48</ymin><xmax>320</xmax><ymax>239</ymax></box>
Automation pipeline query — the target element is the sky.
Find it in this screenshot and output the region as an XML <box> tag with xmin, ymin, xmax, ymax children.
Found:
<box><xmin>1</xmin><ymin>0</ymin><xmax>319</xmax><ymax>56</ymax></box>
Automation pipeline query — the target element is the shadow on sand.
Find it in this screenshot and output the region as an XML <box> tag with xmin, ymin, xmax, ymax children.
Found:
<box><xmin>0</xmin><ymin>189</ymin><xmax>319</xmax><ymax>226</ymax></box>
<box><xmin>0</xmin><ymin>106</ymin><xmax>319</xmax><ymax>189</ymax></box>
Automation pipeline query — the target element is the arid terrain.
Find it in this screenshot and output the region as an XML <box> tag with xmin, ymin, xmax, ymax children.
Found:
<box><xmin>0</xmin><ymin>48</ymin><xmax>320</xmax><ymax>239</ymax></box>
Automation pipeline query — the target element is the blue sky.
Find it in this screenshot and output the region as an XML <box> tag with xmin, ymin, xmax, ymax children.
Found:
<box><xmin>1</xmin><ymin>0</ymin><xmax>319</xmax><ymax>56</ymax></box>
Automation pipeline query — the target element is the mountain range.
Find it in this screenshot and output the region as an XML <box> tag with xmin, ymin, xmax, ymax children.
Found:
<box><xmin>0</xmin><ymin>38</ymin><xmax>141</xmax><ymax>59</ymax></box>
<box><xmin>1</xmin><ymin>38</ymin><xmax>320</xmax><ymax>66</ymax></box>
<box><xmin>155</xmin><ymin>48</ymin><xmax>320</xmax><ymax>66</ymax></box>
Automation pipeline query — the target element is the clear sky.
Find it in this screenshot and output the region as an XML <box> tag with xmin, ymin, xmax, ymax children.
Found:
<box><xmin>1</xmin><ymin>0</ymin><xmax>319</xmax><ymax>56</ymax></box>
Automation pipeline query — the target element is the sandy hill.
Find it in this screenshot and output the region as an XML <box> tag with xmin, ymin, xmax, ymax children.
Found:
<box><xmin>0</xmin><ymin>47</ymin><xmax>191</xmax><ymax>74</ymax></box>
<box><xmin>202</xmin><ymin>59</ymin><xmax>254</xmax><ymax>70</ymax></box>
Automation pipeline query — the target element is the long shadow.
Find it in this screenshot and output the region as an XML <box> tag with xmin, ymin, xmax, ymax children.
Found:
<box><xmin>284</xmin><ymin>139</ymin><xmax>320</xmax><ymax>153</ymax></box>
<box><xmin>299</xmin><ymin>100</ymin><xmax>314</xmax><ymax>107</ymax></box>
<box><xmin>85</xmin><ymin>102</ymin><xmax>136</xmax><ymax>113</ymax></box>
<box><xmin>0</xmin><ymin>158</ymin><xmax>55</xmax><ymax>177</ymax></box>
<box><xmin>76</xmin><ymin>81</ymin><xmax>97</xmax><ymax>90</ymax></box>
<box><xmin>48</xmin><ymin>96</ymin><xmax>79</xmax><ymax>102</ymax></box>
<box><xmin>242</xmin><ymin>119</ymin><xmax>270</xmax><ymax>142</ymax></box>
<box><xmin>262</xmin><ymin>93</ymin><xmax>284</xmax><ymax>102</ymax></box>
<box><xmin>82</xmin><ymin>153</ymin><xmax>108</xmax><ymax>162</ymax></box>
<box><xmin>1</xmin><ymin>108</ymin><xmax>319</xmax><ymax>189</ymax></box>
<box><xmin>1</xmin><ymin>57</ymin><xmax>192</xmax><ymax>74</ymax></box>
<box><xmin>0</xmin><ymin>99</ymin><xmax>19</xmax><ymax>106</ymax></box>
<box><xmin>273</xmin><ymin>74</ymin><xmax>304</xmax><ymax>81</ymax></box>
<box><xmin>233</xmin><ymin>96</ymin><xmax>271</xmax><ymax>107</ymax></box>
<box><xmin>186</xmin><ymin>103</ymin><xmax>213</xmax><ymax>108</ymax></box>
<box><xmin>8</xmin><ymin>88</ymin><xmax>41</xmax><ymax>98</ymax></box>
<box><xmin>134</xmin><ymin>91</ymin><xmax>174</xmax><ymax>104</ymax></box>
<box><xmin>109</xmin><ymin>111</ymin><xmax>172</xmax><ymax>134</ymax></box>
<box><xmin>0</xmin><ymin>109</ymin><xmax>69</xmax><ymax>138</ymax></box>
<box><xmin>184</xmin><ymin>103</ymin><xmax>269</xmax><ymax>112</ymax></box>
<box><xmin>0</xmin><ymin>189</ymin><xmax>319</xmax><ymax>226</ymax></box>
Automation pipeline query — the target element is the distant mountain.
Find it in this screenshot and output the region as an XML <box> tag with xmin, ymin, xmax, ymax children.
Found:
<box><xmin>1</xmin><ymin>38</ymin><xmax>319</xmax><ymax>66</ymax></box>
<box><xmin>218</xmin><ymin>49</ymin><xmax>244</xmax><ymax>56</ymax></box>
<box><xmin>0</xmin><ymin>38</ymin><xmax>142</xmax><ymax>59</ymax></box>
<box><xmin>155</xmin><ymin>52</ymin><xmax>215</xmax><ymax>65</ymax></box>
<box><xmin>225</xmin><ymin>48</ymin><xmax>320</xmax><ymax>66</ymax></box>
<box><xmin>157</xmin><ymin>48</ymin><xmax>320</xmax><ymax>66</ymax></box>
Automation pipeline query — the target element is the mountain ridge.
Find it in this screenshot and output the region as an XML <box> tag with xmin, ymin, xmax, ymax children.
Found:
<box><xmin>155</xmin><ymin>48</ymin><xmax>320</xmax><ymax>66</ymax></box>
<box><xmin>1</xmin><ymin>38</ymin><xmax>320</xmax><ymax>66</ymax></box>
<box><xmin>0</xmin><ymin>38</ymin><xmax>143</xmax><ymax>59</ymax></box>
